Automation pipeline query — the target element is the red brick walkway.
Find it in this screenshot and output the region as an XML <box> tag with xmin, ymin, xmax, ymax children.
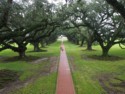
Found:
<box><xmin>56</xmin><ymin>44</ymin><xmax>75</xmax><ymax>94</ymax></box>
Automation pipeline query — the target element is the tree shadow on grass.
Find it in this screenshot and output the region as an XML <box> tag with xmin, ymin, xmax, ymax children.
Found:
<box><xmin>40</xmin><ymin>46</ymin><xmax>48</xmax><ymax>48</ymax></box>
<box><xmin>89</xmin><ymin>55</ymin><xmax>125</xmax><ymax>61</ymax></box>
<box><xmin>0</xmin><ymin>56</ymin><xmax>41</xmax><ymax>62</ymax></box>
<box><xmin>27</xmin><ymin>49</ymin><xmax>47</xmax><ymax>53</ymax></box>
<box><xmin>81</xmin><ymin>49</ymin><xmax>97</xmax><ymax>51</ymax></box>
<box><xmin>82</xmin><ymin>55</ymin><xmax>125</xmax><ymax>61</ymax></box>
<box><xmin>95</xmin><ymin>73</ymin><xmax>125</xmax><ymax>94</ymax></box>
<box><xmin>0</xmin><ymin>56</ymin><xmax>58</xmax><ymax>94</ymax></box>
<box><xmin>0</xmin><ymin>69</ymin><xmax>19</xmax><ymax>89</ymax></box>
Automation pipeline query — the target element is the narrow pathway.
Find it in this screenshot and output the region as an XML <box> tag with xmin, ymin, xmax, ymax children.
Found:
<box><xmin>56</xmin><ymin>43</ymin><xmax>75</xmax><ymax>94</ymax></box>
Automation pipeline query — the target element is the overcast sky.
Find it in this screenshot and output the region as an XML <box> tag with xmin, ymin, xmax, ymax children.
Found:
<box><xmin>48</xmin><ymin>0</ymin><xmax>91</xmax><ymax>4</ymax></box>
<box><xmin>14</xmin><ymin>0</ymin><xmax>91</xmax><ymax>4</ymax></box>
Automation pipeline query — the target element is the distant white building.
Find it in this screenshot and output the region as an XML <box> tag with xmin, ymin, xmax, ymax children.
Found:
<box><xmin>57</xmin><ymin>35</ymin><xmax>68</xmax><ymax>41</ymax></box>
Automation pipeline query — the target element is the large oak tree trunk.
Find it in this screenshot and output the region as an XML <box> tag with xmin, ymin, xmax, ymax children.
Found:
<box><xmin>86</xmin><ymin>40</ymin><xmax>92</xmax><ymax>50</ymax></box>
<box><xmin>101</xmin><ymin>46</ymin><xmax>112</xmax><ymax>57</ymax></box>
<box><xmin>17</xmin><ymin>46</ymin><xmax>27</xmax><ymax>58</ymax></box>
<box><xmin>76</xmin><ymin>40</ymin><xmax>79</xmax><ymax>45</ymax></box>
<box><xmin>40</xmin><ymin>40</ymin><xmax>46</xmax><ymax>48</ymax></box>
<box><xmin>33</xmin><ymin>42</ymin><xmax>41</xmax><ymax>52</ymax></box>
<box><xmin>102</xmin><ymin>48</ymin><xmax>109</xmax><ymax>57</ymax></box>
<box><xmin>19</xmin><ymin>51</ymin><xmax>26</xmax><ymax>58</ymax></box>
<box><xmin>80</xmin><ymin>38</ymin><xmax>84</xmax><ymax>47</ymax></box>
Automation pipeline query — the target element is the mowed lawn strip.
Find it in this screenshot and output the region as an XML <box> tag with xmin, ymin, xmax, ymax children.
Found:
<box><xmin>0</xmin><ymin>42</ymin><xmax>60</xmax><ymax>94</ymax></box>
<box><xmin>65</xmin><ymin>42</ymin><xmax>125</xmax><ymax>94</ymax></box>
<box><xmin>1</xmin><ymin>41</ymin><xmax>125</xmax><ymax>94</ymax></box>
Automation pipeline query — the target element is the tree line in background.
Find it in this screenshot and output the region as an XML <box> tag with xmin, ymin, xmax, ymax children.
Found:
<box><xmin>65</xmin><ymin>0</ymin><xmax>125</xmax><ymax>56</ymax></box>
<box><xmin>0</xmin><ymin>0</ymin><xmax>125</xmax><ymax>58</ymax></box>
<box><xmin>0</xmin><ymin>0</ymin><xmax>63</xmax><ymax>58</ymax></box>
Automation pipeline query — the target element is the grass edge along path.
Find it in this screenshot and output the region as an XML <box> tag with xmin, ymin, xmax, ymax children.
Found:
<box><xmin>64</xmin><ymin>42</ymin><xmax>125</xmax><ymax>94</ymax></box>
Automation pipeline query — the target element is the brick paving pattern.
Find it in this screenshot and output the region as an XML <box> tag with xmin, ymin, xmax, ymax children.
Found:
<box><xmin>56</xmin><ymin>44</ymin><xmax>75</xmax><ymax>94</ymax></box>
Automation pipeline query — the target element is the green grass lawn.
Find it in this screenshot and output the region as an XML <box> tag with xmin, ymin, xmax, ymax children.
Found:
<box><xmin>0</xmin><ymin>41</ymin><xmax>125</xmax><ymax>94</ymax></box>
<box><xmin>0</xmin><ymin>42</ymin><xmax>60</xmax><ymax>94</ymax></box>
<box><xmin>65</xmin><ymin>42</ymin><xmax>125</xmax><ymax>94</ymax></box>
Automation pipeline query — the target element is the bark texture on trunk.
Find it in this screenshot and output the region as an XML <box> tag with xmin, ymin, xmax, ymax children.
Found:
<box><xmin>33</xmin><ymin>42</ymin><xmax>41</xmax><ymax>52</ymax></box>
<box><xmin>86</xmin><ymin>40</ymin><xmax>92</xmax><ymax>50</ymax></box>
<box><xmin>80</xmin><ymin>39</ymin><xmax>84</xmax><ymax>47</ymax></box>
<box><xmin>19</xmin><ymin>51</ymin><xmax>26</xmax><ymax>58</ymax></box>
<box><xmin>101</xmin><ymin>46</ymin><xmax>111</xmax><ymax>57</ymax></box>
<box><xmin>17</xmin><ymin>46</ymin><xmax>27</xmax><ymax>58</ymax></box>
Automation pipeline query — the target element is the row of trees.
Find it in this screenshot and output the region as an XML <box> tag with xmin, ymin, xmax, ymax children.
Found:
<box><xmin>0</xmin><ymin>0</ymin><xmax>125</xmax><ymax>58</ymax></box>
<box><xmin>0</xmin><ymin>0</ymin><xmax>66</xmax><ymax>58</ymax></box>
<box><xmin>63</xmin><ymin>0</ymin><xmax>125</xmax><ymax>56</ymax></box>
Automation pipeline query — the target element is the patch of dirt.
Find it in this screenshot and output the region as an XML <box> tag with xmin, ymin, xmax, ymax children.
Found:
<box><xmin>110</xmin><ymin>77</ymin><xmax>125</xmax><ymax>88</ymax></box>
<box><xmin>31</xmin><ymin>57</ymin><xmax>49</xmax><ymax>64</ymax></box>
<box><xmin>0</xmin><ymin>56</ymin><xmax>58</xmax><ymax>94</ymax></box>
<box><xmin>27</xmin><ymin>49</ymin><xmax>47</xmax><ymax>53</ymax></box>
<box><xmin>82</xmin><ymin>55</ymin><xmax>125</xmax><ymax>61</ymax></box>
<box><xmin>111</xmin><ymin>81</ymin><xmax>125</xmax><ymax>87</ymax></box>
<box><xmin>0</xmin><ymin>70</ymin><xmax>19</xmax><ymax>89</ymax></box>
<box><xmin>68</xmin><ymin>56</ymin><xmax>76</xmax><ymax>72</ymax></box>
<box><xmin>1</xmin><ymin>56</ymin><xmax>40</xmax><ymax>62</ymax></box>
<box><xmin>96</xmin><ymin>73</ymin><xmax>125</xmax><ymax>94</ymax></box>
<box><xmin>0</xmin><ymin>57</ymin><xmax>3</xmax><ymax>59</ymax></box>
<box><xmin>49</xmin><ymin>56</ymin><xmax>59</xmax><ymax>73</ymax></box>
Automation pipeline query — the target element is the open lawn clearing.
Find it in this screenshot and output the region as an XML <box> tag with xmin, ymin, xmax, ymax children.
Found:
<box><xmin>1</xmin><ymin>41</ymin><xmax>125</xmax><ymax>94</ymax></box>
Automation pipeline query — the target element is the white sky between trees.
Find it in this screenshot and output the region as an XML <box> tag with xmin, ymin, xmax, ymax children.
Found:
<box><xmin>48</xmin><ymin>0</ymin><xmax>91</xmax><ymax>4</ymax></box>
<box><xmin>14</xmin><ymin>0</ymin><xmax>91</xmax><ymax>4</ymax></box>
